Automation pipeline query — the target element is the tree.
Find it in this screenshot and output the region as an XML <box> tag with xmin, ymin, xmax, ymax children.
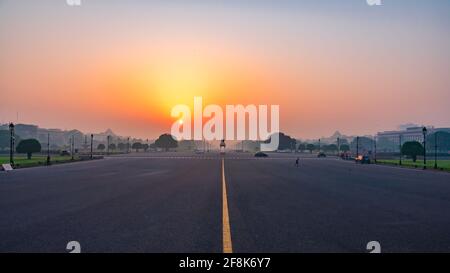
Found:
<box><xmin>142</xmin><ymin>143</ymin><xmax>149</xmax><ymax>152</ymax></box>
<box><xmin>297</xmin><ymin>143</ymin><xmax>306</xmax><ymax>153</ymax></box>
<box><xmin>324</xmin><ymin>144</ymin><xmax>338</xmax><ymax>153</ymax></box>
<box><xmin>16</xmin><ymin>139</ymin><xmax>41</xmax><ymax>159</ymax></box>
<box><xmin>117</xmin><ymin>142</ymin><xmax>126</xmax><ymax>151</ymax></box>
<box><xmin>265</xmin><ymin>132</ymin><xmax>296</xmax><ymax>151</ymax></box>
<box><xmin>155</xmin><ymin>134</ymin><xmax>178</xmax><ymax>151</ymax></box>
<box><xmin>132</xmin><ymin>142</ymin><xmax>143</xmax><ymax>152</ymax></box>
<box><xmin>97</xmin><ymin>144</ymin><xmax>105</xmax><ymax>151</ymax></box>
<box><xmin>306</xmin><ymin>144</ymin><xmax>316</xmax><ymax>154</ymax></box>
<box><xmin>340</xmin><ymin>144</ymin><xmax>350</xmax><ymax>152</ymax></box>
<box><xmin>108</xmin><ymin>143</ymin><xmax>116</xmax><ymax>151</ymax></box>
<box><xmin>401</xmin><ymin>141</ymin><xmax>424</xmax><ymax>162</ymax></box>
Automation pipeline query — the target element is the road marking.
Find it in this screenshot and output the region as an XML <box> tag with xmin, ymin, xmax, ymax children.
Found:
<box><xmin>222</xmin><ymin>158</ymin><xmax>233</xmax><ymax>253</ymax></box>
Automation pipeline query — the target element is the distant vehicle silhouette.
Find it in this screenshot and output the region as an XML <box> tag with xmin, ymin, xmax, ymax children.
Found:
<box><xmin>254</xmin><ymin>152</ymin><xmax>268</xmax><ymax>158</ymax></box>
<box><xmin>60</xmin><ymin>150</ymin><xmax>71</xmax><ymax>156</ymax></box>
<box><xmin>317</xmin><ymin>152</ymin><xmax>326</xmax><ymax>158</ymax></box>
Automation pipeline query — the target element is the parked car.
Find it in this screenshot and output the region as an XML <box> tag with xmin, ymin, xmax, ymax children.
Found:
<box><xmin>317</xmin><ymin>152</ymin><xmax>326</xmax><ymax>158</ymax></box>
<box><xmin>60</xmin><ymin>150</ymin><xmax>71</xmax><ymax>156</ymax></box>
<box><xmin>254</xmin><ymin>152</ymin><xmax>268</xmax><ymax>158</ymax></box>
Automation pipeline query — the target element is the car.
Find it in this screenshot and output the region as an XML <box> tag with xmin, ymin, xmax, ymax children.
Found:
<box><xmin>254</xmin><ymin>152</ymin><xmax>268</xmax><ymax>158</ymax></box>
<box><xmin>355</xmin><ymin>155</ymin><xmax>371</xmax><ymax>164</ymax></box>
<box><xmin>317</xmin><ymin>152</ymin><xmax>326</xmax><ymax>158</ymax></box>
<box><xmin>60</xmin><ymin>150</ymin><xmax>71</xmax><ymax>156</ymax></box>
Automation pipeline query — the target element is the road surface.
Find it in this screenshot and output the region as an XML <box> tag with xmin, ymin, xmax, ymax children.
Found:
<box><xmin>1</xmin><ymin>152</ymin><xmax>450</xmax><ymax>252</ymax></box>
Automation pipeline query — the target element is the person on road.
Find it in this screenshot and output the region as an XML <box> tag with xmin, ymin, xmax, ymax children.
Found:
<box><xmin>295</xmin><ymin>157</ymin><xmax>299</xmax><ymax>167</ymax></box>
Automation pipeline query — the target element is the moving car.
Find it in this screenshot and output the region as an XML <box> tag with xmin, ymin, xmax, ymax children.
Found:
<box><xmin>254</xmin><ymin>152</ymin><xmax>268</xmax><ymax>158</ymax></box>
<box><xmin>317</xmin><ymin>152</ymin><xmax>326</xmax><ymax>158</ymax></box>
<box><xmin>355</xmin><ymin>155</ymin><xmax>371</xmax><ymax>164</ymax></box>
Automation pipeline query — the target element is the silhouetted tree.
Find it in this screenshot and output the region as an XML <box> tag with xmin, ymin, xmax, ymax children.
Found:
<box><xmin>97</xmin><ymin>144</ymin><xmax>105</xmax><ymax>151</ymax></box>
<box><xmin>142</xmin><ymin>143</ymin><xmax>149</xmax><ymax>152</ymax></box>
<box><xmin>117</xmin><ymin>142</ymin><xmax>126</xmax><ymax>151</ymax></box>
<box><xmin>324</xmin><ymin>144</ymin><xmax>338</xmax><ymax>153</ymax></box>
<box><xmin>401</xmin><ymin>141</ymin><xmax>424</xmax><ymax>162</ymax></box>
<box><xmin>306</xmin><ymin>144</ymin><xmax>316</xmax><ymax>154</ymax></box>
<box><xmin>108</xmin><ymin>143</ymin><xmax>116</xmax><ymax>151</ymax></box>
<box><xmin>340</xmin><ymin>144</ymin><xmax>350</xmax><ymax>152</ymax></box>
<box><xmin>16</xmin><ymin>139</ymin><xmax>41</xmax><ymax>159</ymax></box>
<box><xmin>297</xmin><ymin>143</ymin><xmax>306</xmax><ymax>153</ymax></box>
<box><xmin>265</xmin><ymin>132</ymin><xmax>296</xmax><ymax>150</ymax></box>
<box><xmin>155</xmin><ymin>134</ymin><xmax>178</xmax><ymax>151</ymax></box>
<box><xmin>132</xmin><ymin>142</ymin><xmax>143</xmax><ymax>152</ymax></box>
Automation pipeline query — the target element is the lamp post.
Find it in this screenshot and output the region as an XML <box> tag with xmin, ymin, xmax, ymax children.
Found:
<box><xmin>374</xmin><ymin>136</ymin><xmax>377</xmax><ymax>163</ymax></box>
<box><xmin>9</xmin><ymin>123</ymin><xmax>15</xmax><ymax>166</ymax></box>
<box><xmin>434</xmin><ymin>132</ymin><xmax>438</xmax><ymax>169</ymax></box>
<box><xmin>422</xmin><ymin>127</ymin><xmax>427</xmax><ymax>169</ymax></box>
<box><xmin>71</xmin><ymin>135</ymin><xmax>74</xmax><ymax>160</ymax></box>
<box><xmin>127</xmin><ymin>137</ymin><xmax>130</xmax><ymax>153</ymax></box>
<box><xmin>90</xmin><ymin>134</ymin><xmax>93</xmax><ymax>159</ymax></box>
<box><xmin>318</xmin><ymin>139</ymin><xmax>321</xmax><ymax>153</ymax></box>
<box><xmin>356</xmin><ymin>136</ymin><xmax>359</xmax><ymax>159</ymax></box>
<box><xmin>107</xmin><ymin>135</ymin><xmax>110</xmax><ymax>155</ymax></box>
<box><xmin>399</xmin><ymin>134</ymin><xmax>402</xmax><ymax>166</ymax></box>
<box><xmin>47</xmin><ymin>133</ymin><xmax>51</xmax><ymax>165</ymax></box>
<box><xmin>337</xmin><ymin>137</ymin><xmax>340</xmax><ymax>157</ymax></box>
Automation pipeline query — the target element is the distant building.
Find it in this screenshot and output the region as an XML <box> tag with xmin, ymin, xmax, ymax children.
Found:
<box><xmin>377</xmin><ymin>126</ymin><xmax>450</xmax><ymax>152</ymax></box>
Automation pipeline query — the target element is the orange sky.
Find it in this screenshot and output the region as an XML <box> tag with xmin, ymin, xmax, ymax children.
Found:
<box><xmin>1</xmin><ymin>1</ymin><xmax>449</xmax><ymax>139</ymax></box>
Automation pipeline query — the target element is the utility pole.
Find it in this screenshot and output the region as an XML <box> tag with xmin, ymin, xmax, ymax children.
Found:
<box><xmin>356</xmin><ymin>137</ymin><xmax>359</xmax><ymax>158</ymax></box>
<box><xmin>374</xmin><ymin>136</ymin><xmax>377</xmax><ymax>163</ymax></box>
<box><xmin>90</xmin><ymin>134</ymin><xmax>93</xmax><ymax>159</ymax></box>
<box><xmin>337</xmin><ymin>137</ymin><xmax>340</xmax><ymax>156</ymax></box>
<box><xmin>71</xmin><ymin>135</ymin><xmax>74</xmax><ymax>160</ymax></box>
<box><xmin>107</xmin><ymin>135</ymin><xmax>110</xmax><ymax>155</ymax></box>
<box><xmin>434</xmin><ymin>132</ymin><xmax>438</xmax><ymax>169</ymax></box>
<box><xmin>422</xmin><ymin>127</ymin><xmax>427</xmax><ymax>169</ymax></box>
<box><xmin>9</xmin><ymin>123</ymin><xmax>15</xmax><ymax>166</ymax></box>
<box><xmin>47</xmin><ymin>133</ymin><xmax>51</xmax><ymax>165</ymax></box>
<box><xmin>399</xmin><ymin>134</ymin><xmax>402</xmax><ymax>166</ymax></box>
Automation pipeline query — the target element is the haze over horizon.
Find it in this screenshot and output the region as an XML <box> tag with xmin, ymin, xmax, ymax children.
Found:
<box><xmin>1</xmin><ymin>0</ymin><xmax>449</xmax><ymax>140</ymax></box>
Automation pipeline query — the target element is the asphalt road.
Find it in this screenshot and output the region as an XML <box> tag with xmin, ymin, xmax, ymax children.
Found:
<box><xmin>1</xmin><ymin>152</ymin><xmax>450</xmax><ymax>253</ymax></box>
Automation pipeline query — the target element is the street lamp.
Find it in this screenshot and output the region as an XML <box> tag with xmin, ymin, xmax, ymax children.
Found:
<box><xmin>422</xmin><ymin>127</ymin><xmax>427</xmax><ymax>169</ymax></box>
<box><xmin>90</xmin><ymin>134</ymin><xmax>94</xmax><ymax>159</ymax></box>
<box><xmin>399</xmin><ymin>134</ymin><xmax>402</xmax><ymax>166</ymax></box>
<box><xmin>127</xmin><ymin>137</ymin><xmax>130</xmax><ymax>153</ymax></box>
<box><xmin>47</xmin><ymin>133</ymin><xmax>51</xmax><ymax>165</ymax></box>
<box><xmin>107</xmin><ymin>135</ymin><xmax>110</xmax><ymax>155</ymax></box>
<box><xmin>356</xmin><ymin>136</ymin><xmax>359</xmax><ymax>158</ymax></box>
<box><xmin>337</xmin><ymin>138</ymin><xmax>341</xmax><ymax>156</ymax></box>
<box><xmin>374</xmin><ymin>136</ymin><xmax>377</xmax><ymax>163</ymax></box>
<box><xmin>9</xmin><ymin>123</ymin><xmax>15</xmax><ymax>165</ymax></box>
<box><xmin>318</xmin><ymin>139</ymin><xmax>321</xmax><ymax>153</ymax></box>
<box><xmin>434</xmin><ymin>132</ymin><xmax>438</xmax><ymax>169</ymax></box>
<box><xmin>71</xmin><ymin>135</ymin><xmax>74</xmax><ymax>160</ymax></box>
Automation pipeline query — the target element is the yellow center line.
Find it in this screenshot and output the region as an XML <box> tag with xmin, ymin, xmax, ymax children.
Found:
<box><xmin>222</xmin><ymin>158</ymin><xmax>233</xmax><ymax>253</ymax></box>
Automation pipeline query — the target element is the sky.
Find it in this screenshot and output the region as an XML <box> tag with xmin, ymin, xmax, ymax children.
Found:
<box><xmin>0</xmin><ymin>0</ymin><xmax>449</xmax><ymax>139</ymax></box>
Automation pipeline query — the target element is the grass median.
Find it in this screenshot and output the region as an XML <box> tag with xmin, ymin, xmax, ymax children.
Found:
<box><xmin>376</xmin><ymin>159</ymin><xmax>450</xmax><ymax>172</ymax></box>
<box><xmin>0</xmin><ymin>155</ymin><xmax>84</xmax><ymax>168</ymax></box>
